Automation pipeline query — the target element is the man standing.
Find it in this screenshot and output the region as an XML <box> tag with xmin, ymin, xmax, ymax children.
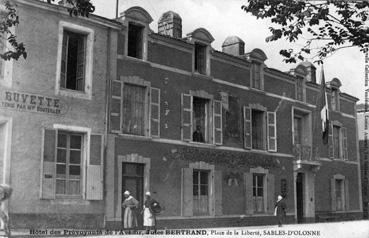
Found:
<box><xmin>143</xmin><ymin>192</ymin><xmax>161</xmax><ymax>234</ymax></box>
<box><xmin>274</xmin><ymin>195</ymin><xmax>287</xmax><ymax>227</ymax></box>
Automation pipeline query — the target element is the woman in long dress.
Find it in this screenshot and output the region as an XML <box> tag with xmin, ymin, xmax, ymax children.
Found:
<box><xmin>143</xmin><ymin>191</ymin><xmax>157</xmax><ymax>234</ymax></box>
<box><xmin>122</xmin><ymin>191</ymin><xmax>139</xmax><ymax>229</ymax></box>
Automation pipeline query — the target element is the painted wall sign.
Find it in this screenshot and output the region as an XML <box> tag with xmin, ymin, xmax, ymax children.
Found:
<box><xmin>0</xmin><ymin>90</ymin><xmax>64</xmax><ymax>115</ymax></box>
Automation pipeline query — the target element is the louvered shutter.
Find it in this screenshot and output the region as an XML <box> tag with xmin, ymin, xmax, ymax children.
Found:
<box><xmin>150</xmin><ymin>87</ymin><xmax>160</xmax><ymax>137</ymax></box>
<box><xmin>181</xmin><ymin>94</ymin><xmax>193</xmax><ymax>141</ymax></box>
<box><xmin>214</xmin><ymin>170</ymin><xmax>223</xmax><ymax>216</ymax></box>
<box><xmin>267</xmin><ymin>111</ymin><xmax>277</xmax><ymax>152</ymax></box>
<box><xmin>328</xmin><ymin>124</ymin><xmax>334</xmax><ymax>159</ymax></box>
<box><xmin>60</xmin><ymin>33</ymin><xmax>68</xmax><ymax>88</ymax></box>
<box><xmin>330</xmin><ymin>178</ymin><xmax>336</xmax><ymax>211</ymax></box>
<box><xmin>110</xmin><ymin>80</ymin><xmax>122</xmax><ymax>133</ymax></box>
<box><xmin>342</xmin><ymin>127</ymin><xmax>348</xmax><ymax>160</ymax></box>
<box><xmin>41</xmin><ymin>129</ymin><xmax>56</xmax><ymax>199</ymax></box>
<box><xmin>213</xmin><ymin>100</ymin><xmax>222</xmax><ymax>145</ymax></box>
<box><xmin>75</xmin><ymin>36</ymin><xmax>86</xmax><ymax>91</ymax></box>
<box><xmin>86</xmin><ymin>134</ymin><xmax>103</xmax><ymax>200</ymax></box>
<box><xmin>244</xmin><ymin>172</ymin><xmax>253</xmax><ymax>214</ymax></box>
<box><xmin>344</xmin><ymin>179</ymin><xmax>349</xmax><ymax>211</ymax></box>
<box><xmin>267</xmin><ymin>173</ymin><xmax>275</xmax><ymax>214</ymax></box>
<box><xmin>181</xmin><ymin>168</ymin><xmax>193</xmax><ymax>216</ymax></box>
<box><xmin>243</xmin><ymin>106</ymin><xmax>252</xmax><ymax>149</ymax></box>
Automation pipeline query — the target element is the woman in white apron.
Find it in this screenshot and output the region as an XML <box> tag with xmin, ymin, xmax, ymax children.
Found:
<box><xmin>143</xmin><ymin>192</ymin><xmax>156</xmax><ymax>234</ymax></box>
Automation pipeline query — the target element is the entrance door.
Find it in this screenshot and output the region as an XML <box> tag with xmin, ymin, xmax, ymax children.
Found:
<box><xmin>122</xmin><ymin>163</ymin><xmax>144</xmax><ymax>228</ymax></box>
<box><xmin>296</xmin><ymin>173</ymin><xmax>304</xmax><ymax>223</ymax></box>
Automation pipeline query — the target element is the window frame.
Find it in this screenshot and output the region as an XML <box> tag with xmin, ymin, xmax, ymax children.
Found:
<box><xmin>295</xmin><ymin>75</ymin><xmax>306</xmax><ymax>102</ymax></box>
<box><xmin>331</xmin><ymin>89</ymin><xmax>340</xmax><ymax>112</ymax></box>
<box><xmin>125</xmin><ymin>20</ymin><xmax>149</xmax><ymax>61</ymax></box>
<box><xmin>250</xmin><ymin>62</ymin><xmax>264</xmax><ymax>90</ymax></box>
<box><xmin>127</xmin><ymin>22</ymin><xmax>145</xmax><ymax>60</ymax></box>
<box><xmin>192</xmin><ymin>40</ymin><xmax>210</xmax><ymax>76</ymax></box>
<box><xmin>55</xmin><ymin>21</ymin><xmax>94</xmax><ymax>100</ymax></box>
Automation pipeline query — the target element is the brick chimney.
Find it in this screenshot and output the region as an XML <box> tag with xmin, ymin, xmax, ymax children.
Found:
<box><xmin>222</xmin><ymin>36</ymin><xmax>245</xmax><ymax>56</ymax></box>
<box><xmin>158</xmin><ymin>11</ymin><xmax>182</xmax><ymax>38</ymax></box>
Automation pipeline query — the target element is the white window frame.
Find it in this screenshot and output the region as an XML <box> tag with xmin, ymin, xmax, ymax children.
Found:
<box><xmin>250</xmin><ymin>167</ymin><xmax>269</xmax><ymax>214</ymax></box>
<box><xmin>192</xmin><ymin>40</ymin><xmax>211</xmax><ymax>76</ymax></box>
<box><xmin>53</xmin><ymin>124</ymin><xmax>91</xmax><ymax>198</ymax></box>
<box><xmin>125</xmin><ymin>21</ymin><xmax>149</xmax><ymax>61</ymax></box>
<box><xmin>55</xmin><ymin>21</ymin><xmax>94</xmax><ymax>100</ymax></box>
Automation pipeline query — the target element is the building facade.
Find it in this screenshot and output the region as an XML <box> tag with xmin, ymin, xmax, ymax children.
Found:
<box><xmin>0</xmin><ymin>0</ymin><xmax>363</xmax><ymax>229</ymax></box>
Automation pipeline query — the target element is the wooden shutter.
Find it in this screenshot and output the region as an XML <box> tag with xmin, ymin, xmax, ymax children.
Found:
<box><xmin>86</xmin><ymin>134</ymin><xmax>103</xmax><ymax>200</ymax></box>
<box><xmin>243</xmin><ymin>106</ymin><xmax>252</xmax><ymax>149</ymax></box>
<box><xmin>75</xmin><ymin>36</ymin><xmax>86</xmax><ymax>91</ymax></box>
<box><xmin>150</xmin><ymin>87</ymin><xmax>160</xmax><ymax>137</ymax></box>
<box><xmin>60</xmin><ymin>33</ymin><xmax>68</xmax><ymax>88</ymax></box>
<box><xmin>244</xmin><ymin>172</ymin><xmax>253</xmax><ymax>214</ymax></box>
<box><xmin>328</xmin><ymin>124</ymin><xmax>334</xmax><ymax>159</ymax></box>
<box><xmin>342</xmin><ymin>127</ymin><xmax>348</xmax><ymax>160</ymax></box>
<box><xmin>181</xmin><ymin>94</ymin><xmax>193</xmax><ymax>141</ymax></box>
<box><xmin>214</xmin><ymin>170</ymin><xmax>223</xmax><ymax>216</ymax></box>
<box><xmin>344</xmin><ymin>179</ymin><xmax>349</xmax><ymax>211</ymax></box>
<box><xmin>213</xmin><ymin>100</ymin><xmax>222</xmax><ymax>145</ymax></box>
<box><xmin>330</xmin><ymin>178</ymin><xmax>336</xmax><ymax>211</ymax></box>
<box><xmin>41</xmin><ymin>129</ymin><xmax>56</xmax><ymax>199</ymax></box>
<box><xmin>266</xmin><ymin>173</ymin><xmax>275</xmax><ymax>214</ymax></box>
<box><xmin>181</xmin><ymin>168</ymin><xmax>193</xmax><ymax>216</ymax></box>
<box><xmin>267</xmin><ymin>111</ymin><xmax>277</xmax><ymax>152</ymax></box>
<box><xmin>110</xmin><ymin>80</ymin><xmax>122</xmax><ymax>133</ymax></box>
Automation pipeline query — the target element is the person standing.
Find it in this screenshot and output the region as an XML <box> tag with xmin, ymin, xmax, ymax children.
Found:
<box><xmin>0</xmin><ymin>184</ymin><xmax>12</xmax><ymax>237</ymax></box>
<box><xmin>274</xmin><ymin>195</ymin><xmax>287</xmax><ymax>227</ymax></box>
<box><xmin>122</xmin><ymin>190</ymin><xmax>139</xmax><ymax>229</ymax></box>
<box><xmin>143</xmin><ymin>192</ymin><xmax>160</xmax><ymax>234</ymax></box>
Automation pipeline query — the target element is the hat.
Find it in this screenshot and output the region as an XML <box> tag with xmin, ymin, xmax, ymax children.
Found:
<box><xmin>145</xmin><ymin>191</ymin><xmax>151</xmax><ymax>196</ymax></box>
<box><xmin>124</xmin><ymin>190</ymin><xmax>130</xmax><ymax>195</ymax></box>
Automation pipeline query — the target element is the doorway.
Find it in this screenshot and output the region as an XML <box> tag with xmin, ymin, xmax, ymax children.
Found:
<box><xmin>121</xmin><ymin>162</ymin><xmax>144</xmax><ymax>228</ymax></box>
<box><xmin>296</xmin><ymin>173</ymin><xmax>304</xmax><ymax>223</ymax></box>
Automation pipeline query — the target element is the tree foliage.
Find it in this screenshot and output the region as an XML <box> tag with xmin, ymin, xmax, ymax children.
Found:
<box><xmin>241</xmin><ymin>0</ymin><xmax>369</xmax><ymax>64</ymax></box>
<box><xmin>0</xmin><ymin>0</ymin><xmax>95</xmax><ymax>61</ymax></box>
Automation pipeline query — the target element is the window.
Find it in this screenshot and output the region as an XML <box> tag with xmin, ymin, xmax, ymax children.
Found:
<box><xmin>193</xmin><ymin>170</ymin><xmax>209</xmax><ymax>216</ymax></box>
<box><xmin>251</xmin><ymin>63</ymin><xmax>263</xmax><ymax>90</ymax></box>
<box><xmin>335</xmin><ymin>179</ymin><xmax>344</xmax><ymax>211</ymax></box>
<box><xmin>181</xmin><ymin>93</ymin><xmax>222</xmax><ymax>145</ymax></box>
<box><xmin>296</xmin><ymin>76</ymin><xmax>304</xmax><ymax>101</ymax></box>
<box><xmin>128</xmin><ymin>23</ymin><xmax>144</xmax><ymax>59</ymax></box>
<box><xmin>243</xmin><ymin>106</ymin><xmax>276</xmax><ymax>151</ymax></box>
<box><xmin>253</xmin><ymin>174</ymin><xmax>265</xmax><ymax>213</ymax></box>
<box><xmin>292</xmin><ymin>109</ymin><xmax>312</xmax><ymax>160</ymax></box>
<box><xmin>330</xmin><ymin>125</ymin><xmax>347</xmax><ymax>160</ymax></box>
<box><xmin>60</xmin><ymin>30</ymin><xmax>87</xmax><ymax>91</ymax></box>
<box><xmin>56</xmin><ymin>131</ymin><xmax>82</xmax><ymax>196</ymax></box>
<box><xmin>194</xmin><ymin>43</ymin><xmax>207</xmax><ymax>74</ymax></box>
<box><xmin>294</xmin><ymin>116</ymin><xmax>302</xmax><ymax>145</ymax></box>
<box><xmin>331</xmin><ymin>89</ymin><xmax>340</xmax><ymax>111</ymax></box>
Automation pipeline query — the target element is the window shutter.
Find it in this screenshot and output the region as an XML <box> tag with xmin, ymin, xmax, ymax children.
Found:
<box><xmin>60</xmin><ymin>33</ymin><xmax>68</xmax><ymax>88</ymax></box>
<box><xmin>181</xmin><ymin>168</ymin><xmax>193</xmax><ymax>217</ymax></box>
<box><xmin>243</xmin><ymin>106</ymin><xmax>252</xmax><ymax>149</ymax></box>
<box><xmin>214</xmin><ymin>170</ymin><xmax>223</xmax><ymax>216</ymax></box>
<box><xmin>75</xmin><ymin>36</ymin><xmax>86</xmax><ymax>91</ymax></box>
<box><xmin>266</xmin><ymin>173</ymin><xmax>275</xmax><ymax>214</ymax></box>
<box><xmin>181</xmin><ymin>94</ymin><xmax>193</xmax><ymax>141</ymax></box>
<box><xmin>328</xmin><ymin>124</ymin><xmax>334</xmax><ymax>159</ymax></box>
<box><xmin>213</xmin><ymin>100</ymin><xmax>222</xmax><ymax>145</ymax></box>
<box><xmin>342</xmin><ymin>127</ymin><xmax>348</xmax><ymax>160</ymax></box>
<box><xmin>267</xmin><ymin>111</ymin><xmax>277</xmax><ymax>152</ymax></box>
<box><xmin>41</xmin><ymin>129</ymin><xmax>56</xmax><ymax>199</ymax></box>
<box><xmin>110</xmin><ymin>80</ymin><xmax>122</xmax><ymax>133</ymax></box>
<box><xmin>330</xmin><ymin>178</ymin><xmax>336</xmax><ymax>211</ymax></box>
<box><xmin>86</xmin><ymin>134</ymin><xmax>103</xmax><ymax>200</ymax></box>
<box><xmin>244</xmin><ymin>172</ymin><xmax>253</xmax><ymax>214</ymax></box>
<box><xmin>344</xmin><ymin>179</ymin><xmax>349</xmax><ymax>211</ymax></box>
<box><xmin>150</xmin><ymin>87</ymin><xmax>160</xmax><ymax>137</ymax></box>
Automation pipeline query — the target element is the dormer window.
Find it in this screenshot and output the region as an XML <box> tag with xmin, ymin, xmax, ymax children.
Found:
<box><xmin>247</xmin><ymin>49</ymin><xmax>267</xmax><ymax>91</ymax></box>
<box><xmin>296</xmin><ymin>75</ymin><xmax>305</xmax><ymax>102</ymax></box>
<box><xmin>128</xmin><ymin>23</ymin><xmax>144</xmax><ymax>59</ymax></box>
<box><xmin>194</xmin><ymin>43</ymin><xmax>207</xmax><ymax>74</ymax></box>
<box><xmin>331</xmin><ymin>89</ymin><xmax>340</xmax><ymax>111</ymax></box>
<box><xmin>251</xmin><ymin>63</ymin><xmax>262</xmax><ymax>90</ymax></box>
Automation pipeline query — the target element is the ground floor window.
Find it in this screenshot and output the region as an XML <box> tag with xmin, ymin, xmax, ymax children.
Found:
<box><xmin>335</xmin><ymin>179</ymin><xmax>344</xmax><ymax>211</ymax></box>
<box><xmin>253</xmin><ymin>173</ymin><xmax>265</xmax><ymax>212</ymax></box>
<box><xmin>193</xmin><ymin>170</ymin><xmax>209</xmax><ymax>216</ymax></box>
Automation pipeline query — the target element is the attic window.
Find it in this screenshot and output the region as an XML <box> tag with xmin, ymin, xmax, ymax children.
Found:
<box><xmin>128</xmin><ymin>23</ymin><xmax>144</xmax><ymax>59</ymax></box>
<box><xmin>194</xmin><ymin>43</ymin><xmax>207</xmax><ymax>74</ymax></box>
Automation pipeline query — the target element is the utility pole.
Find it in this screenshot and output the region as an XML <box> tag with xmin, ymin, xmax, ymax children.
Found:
<box><xmin>115</xmin><ymin>0</ymin><xmax>119</xmax><ymax>18</ymax></box>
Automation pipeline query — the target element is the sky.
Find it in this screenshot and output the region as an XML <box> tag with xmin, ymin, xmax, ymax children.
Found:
<box><xmin>92</xmin><ymin>0</ymin><xmax>365</xmax><ymax>103</ymax></box>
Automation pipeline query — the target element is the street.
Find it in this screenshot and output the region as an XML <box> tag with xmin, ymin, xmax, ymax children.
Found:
<box><xmin>5</xmin><ymin>220</ymin><xmax>369</xmax><ymax>238</ymax></box>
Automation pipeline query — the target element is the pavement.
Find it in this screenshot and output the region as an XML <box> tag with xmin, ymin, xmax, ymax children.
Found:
<box><xmin>2</xmin><ymin>220</ymin><xmax>369</xmax><ymax>238</ymax></box>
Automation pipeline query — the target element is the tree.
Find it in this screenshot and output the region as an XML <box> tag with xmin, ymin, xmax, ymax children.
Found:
<box><xmin>0</xmin><ymin>0</ymin><xmax>95</xmax><ymax>61</ymax></box>
<box><xmin>241</xmin><ymin>0</ymin><xmax>369</xmax><ymax>64</ymax></box>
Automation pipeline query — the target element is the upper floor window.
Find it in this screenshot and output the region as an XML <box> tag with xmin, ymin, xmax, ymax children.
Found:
<box><xmin>128</xmin><ymin>23</ymin><xmax>144</xmax><ymax>59</ymax></box>
<box><xmin>243</xmin><ymin>106</ymin><xmax>276</xmax><ymax>151</ymax></box>
<box><xmin>251</xmin><ymin>63</ymin><xmax>263</xmax><ymax>90</ymax></box>
<box><xmin>292</xmin><ymin>108</ymin><xmax>312</xmax><ymax>160</ymax></box>
<box><xmin>331</xmin><ymin>89</ymin><xmax>340</xmax><ymax>111</ymax></box>
<box><xmin>329</xmin><ymin>123</ymin><xmax>347</xmax><ymax>160</ymax></box>
<box><xmin>60</xmin><ymin>30</ymin><xmax>86</xmax><ymax>91</ymax></box>
<box><xmin>296</xmin><ymin>76</ymin><xmax>304</xmax><ymax>101</ymax></box>
<box><xmin>194</xmin><ymin>43</ymin><xmax>207</xmax><ymax>75</ymax></box>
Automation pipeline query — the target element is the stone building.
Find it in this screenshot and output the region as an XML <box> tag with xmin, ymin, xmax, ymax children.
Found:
<box><xmin>0</xmin><ymin>0</ymin><xmax>363</xmax><ymax>229</ymax></box>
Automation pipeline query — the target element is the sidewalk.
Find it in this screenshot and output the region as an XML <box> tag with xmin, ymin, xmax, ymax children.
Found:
<box><xmin>4</xmin><ymin>220</ymin><xmax>369</xmax><ymax>238</ymax></box>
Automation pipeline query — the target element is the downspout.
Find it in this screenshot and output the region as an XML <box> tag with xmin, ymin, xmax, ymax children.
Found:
<box><xmin>354</xmin><ymin>103</ymin><xmax>364</xmax><ymax>214</ymax></box>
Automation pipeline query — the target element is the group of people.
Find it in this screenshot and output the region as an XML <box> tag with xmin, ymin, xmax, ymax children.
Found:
<box><xmin>122</xmin><ymin>191</ymin><xmax>160</xmax><ymax>233</ymax></box>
